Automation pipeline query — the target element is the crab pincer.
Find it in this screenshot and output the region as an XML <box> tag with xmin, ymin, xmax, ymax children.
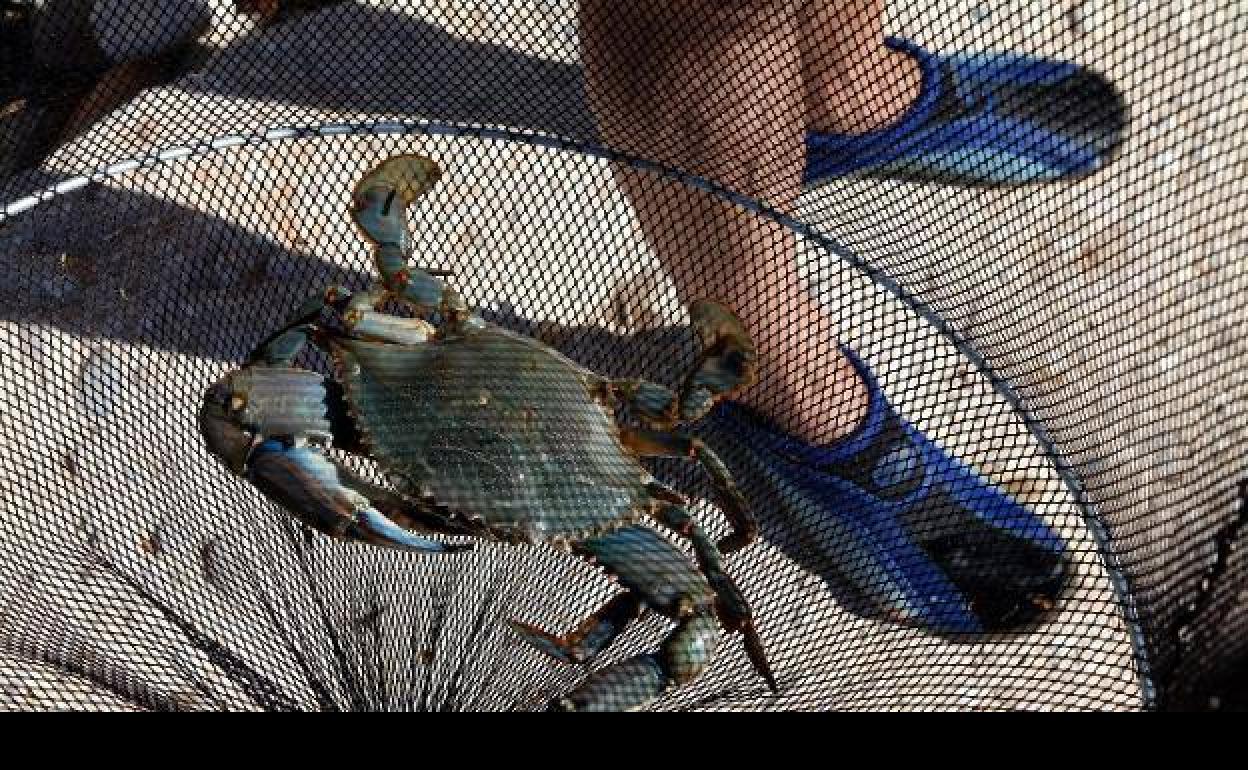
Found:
<box><xmin>200</xmin><ymin>367</ymin><xmax>470</xmax><ymax>554</ymax></box>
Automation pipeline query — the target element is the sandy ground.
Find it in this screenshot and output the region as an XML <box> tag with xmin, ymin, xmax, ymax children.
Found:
<box><xmin>1</xmin><ymin>0</ymin><xmax>1243</xmax><ymax>709</ymax></box>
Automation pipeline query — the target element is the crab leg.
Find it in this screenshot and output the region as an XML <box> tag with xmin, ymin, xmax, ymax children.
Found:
<box><xmin>510</xmin><ymin>592</ymin><xmax>643</xmax><ymax>665</ymax></box>
<box><xmin>621</xmin><ymin>427</ymin><xmax>758</xmax><ymax>553</ymax></box>
<box><xmin>338</xmin><ymin>289</ymin><xmax>436</xmax><ymax>345</ymax></box>
<box><xmin>652</xmin><ymin>503</ymin><xmax>776</xmax><ymax>693</ymax></box>
<box><xmin>350</xmin><ymin>154</ymin><xmax>472</xmax><ymax>324</ymax></box>
<box><xmin>536</xmin><ymin>525</ymin><xmax>726</xmax><ymax>712</ymax></box>
<box><xmin>245</xmin><ymin>291</ymin><xmax>337</xmax><ymax>366</ymax></box>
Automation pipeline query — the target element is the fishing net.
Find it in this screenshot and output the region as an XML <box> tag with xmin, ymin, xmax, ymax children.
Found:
<box><xmin>0</xmin><ymin>0</ymin><xmax>1243</xmax><ymax>710</ymax></box>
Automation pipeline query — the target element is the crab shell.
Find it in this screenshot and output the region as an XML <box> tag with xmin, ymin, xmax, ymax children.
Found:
<box><xmin>329</xmin><ymin>323</ymin><xmax>653</xmax><ymax>544</ymax></box>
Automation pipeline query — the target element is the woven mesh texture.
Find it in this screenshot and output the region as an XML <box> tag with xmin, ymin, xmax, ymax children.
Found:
<box><xmin>0</xmin><ymin>0</ymin><xmax>1243</xmax><ymax>710</ymax></box>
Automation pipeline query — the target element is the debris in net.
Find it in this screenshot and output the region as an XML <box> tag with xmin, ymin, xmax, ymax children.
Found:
<box><xmin>61</xmin><ymin>451</ymin><xmax>79</xmax><ymax>477</ymax></box>
<box><xmin>74</xmin><ymin>511</ymin><xmax>100</xmax><ymax>550</ymax></box>
<box><xmin>138</xmin><ymin>528</ymin><xmax>162</xmax><ymax>556</ymax></box>
<box><xmin>59</xmin><ymin>249</ymin><xmax>99</xmax><ymax>287</ymax></box>
<box><xmin>1067</xmin><ymin>0</ymin><xmax>1103</xmax><ymax>37</ymax></box>
<box><xmin>198</xmin><ymin>538</ymin><xmax>226</xmax><ymax>590</ymax></box>
<box><xmin>350</xmin><ymin>603</ymin><xmax>385</xmax><ymax>632</ymax></box>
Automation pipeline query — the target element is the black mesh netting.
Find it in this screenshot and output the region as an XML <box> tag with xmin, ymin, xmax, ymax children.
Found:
<box><xmin>0</xmin><ymin>0</ymin><xmax>1243</xmax><ymax>711</ymax></box>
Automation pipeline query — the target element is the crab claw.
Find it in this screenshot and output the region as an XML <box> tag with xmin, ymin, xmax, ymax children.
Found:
<box><xmin>350</xmin><ymin>154</ymin><xmax>472</xmax><ymax>323</ymax></box>
<box><xmin>357</xmin><ymin>154</ymin><xmax>442</xmax><ymax>208</ymax></box>
<box><xmin>246</xmin><ymin>442</ymin><xmax>471</xmax><ymax>554</ymax></box>
<box><xmin>200</xmin><ymin>371</ymin><xmax>468</xmax><ymax>554</ymax></box>
<box><xmin>679</xmin><ymin>300</ymin><xmax>758</xmax><ymax>421</ymax></box>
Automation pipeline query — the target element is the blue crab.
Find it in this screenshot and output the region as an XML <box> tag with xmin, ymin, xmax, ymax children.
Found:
<box><xmin>199</xmin><ymin>155</ymin><xmax>776</xmax><ymax>710</ymax></box>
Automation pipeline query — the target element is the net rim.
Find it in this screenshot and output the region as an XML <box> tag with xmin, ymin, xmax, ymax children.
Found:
<box><xmin>0</xmin><ymin>118</ymin><xmax>1158</xmax><ymax>708</ymax></box>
